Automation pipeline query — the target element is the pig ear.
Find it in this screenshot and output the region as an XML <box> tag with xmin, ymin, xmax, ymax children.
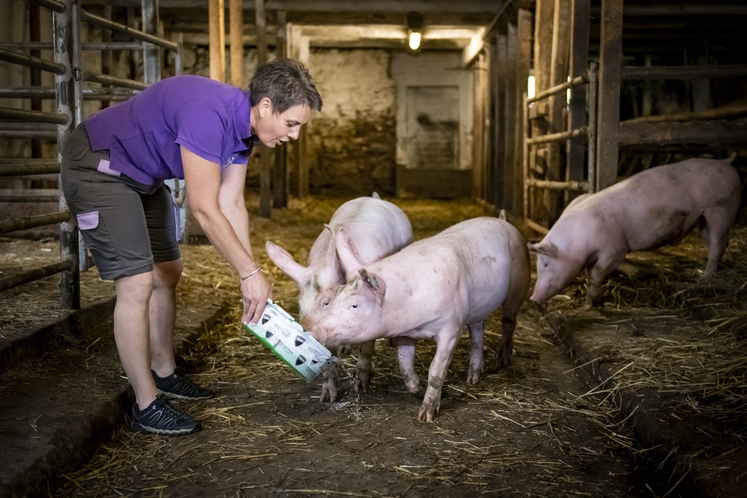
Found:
<box><xmin>527</xmin><ymin>242</ymin><xmax>558</xmax><ymax>259</ymax></box>
<box><xmin>266</xmin><ymin>241</ymin><xmax>308</xmax><ymax>285</ymax></box>
<box><xmin>359</xmin><ymin>269</ymin><xmax>386</xmax><ymax>307</ymax></box>
<box><xmin>336</xmin><ymin>229</ymin><xmax>363</xmax><ymax>275</ymax></box>
<box><xmin>322</xmin><ymin>225</ymin><xmax>344</xmax><ymax>284</ymax></box>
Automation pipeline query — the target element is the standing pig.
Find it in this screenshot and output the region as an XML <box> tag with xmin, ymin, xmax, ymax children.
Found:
<box><xmin>529</xmin><ymin>156</ymin><xmax>742</xmax><ymax>310</ymax></box>
<box><xmin>266</xmin><ymin>193</ymin><xmax>412</xmax><ymax>401</ymax></box>
<box><xmin>306</xmin><ymin>215</ymin><xmax>531</xmax><ymax>422</ymax></box>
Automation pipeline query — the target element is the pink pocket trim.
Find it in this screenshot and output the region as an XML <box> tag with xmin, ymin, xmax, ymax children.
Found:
<box><xmin>77</xmin><ymin>211</ymin><xmax>99</xmax><ymax>230</ymax></box>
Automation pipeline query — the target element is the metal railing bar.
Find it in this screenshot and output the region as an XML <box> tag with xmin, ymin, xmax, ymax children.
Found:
<box><xmin>0</xmin><ymin>157</ymin><xmax>58</xmax><ymax>164</ymax></box>
<box><xmin>2</xmin><ymin>174</ymin><xmax>59</xmax><ymax>181</ymax></box>
<box><xmin>78</xmin><ymin>8</ymin><xmax>178</xmax><ymax>51</ymax></box>
<box><xmin>0</xmin><ymin>260</ymin><xmax>73</xmax><ymax>293</ymax></box>
<box><xmin>527</xmin><ymin>126</ymin><xmax>587</xmax><ymax>146</ymax></box>
<box><xmin>0</xmin><ymin>211</ymin><xmax>70</xmax><ymax>235</ymax></box>
<box><xmin>525</xmin><ymin>217</ymin><xmax>549</xmax><ymax>236</ymax></box>
<box><xmin>0</xmin><ymin>161</ymin><xmax>59</xmax><ymax>177</ymax></box>
<box><xmin>0</xmin><ymin>47</ymin><xmax>66</xmax><ymax>75</ymax></box>
<box><xmin>81</xmin><ymin>42</ymin><xmax>145</xmax><ymax>51</ymax></box>
<box><xmin>82</xmin><ymin>70</ymin><xmax>148</xmax><ymax>91</ymax></box>
<box><xmin>0</xmin><ymin>42</ymin><xmax>54</xmax><ymax>50</ymax></box>
<box><xmin>525</xmin><ymin>178</ymin><xmax>590</xmax><ymax>192</ymax></box>
<box><xmin>0</xmin><ymin>107</ymin><xmax>68</xmax><ymax>124</ymax></box>
<box><xmin>528</xmin><ymin>73</ymin><xmax>589</xmax><ymax>104</ymax></box>
<box><xmin>0</xmin><ymin>87</ymin><xmax>137</xmax><ymax>100</ymax></box>
<box><xmin>0</xmin><ymin>130</ymin><xmax>57</xmax><ymax>140</ymax></box>
<box><xmin>27</xmin><ymin>0</ymin><xmax>67</xmax><ymax>14</ymax></box>
<box><xmin>0</xmin><ymin>189</ymin><xmax>60</xmax><ymax>202</ymax></box>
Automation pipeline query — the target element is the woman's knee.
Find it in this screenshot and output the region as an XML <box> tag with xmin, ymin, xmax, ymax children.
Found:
<box><xmin>154</xmin><ymin>259</ymin><xmax>183</xmax><ymax>289</ymax></box>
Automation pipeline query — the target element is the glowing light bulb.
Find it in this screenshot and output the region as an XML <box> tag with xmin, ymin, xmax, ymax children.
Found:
<box><xmin>409</xmin><ymin>31</ymin><xmax>421</xmax><ymax>51</ymax></box>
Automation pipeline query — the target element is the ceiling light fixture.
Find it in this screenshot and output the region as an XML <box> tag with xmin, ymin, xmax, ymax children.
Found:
<box><xmin>407</xmin><ymin>12</ymin><xmax>424</xmax><ymax>52</ymax></box>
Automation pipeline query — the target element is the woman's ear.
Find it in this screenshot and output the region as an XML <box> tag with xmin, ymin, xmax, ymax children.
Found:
<box><xmin>258</xmin><ymin>97</ymin><xmax>273</xmax><ymax>118</ymax></box>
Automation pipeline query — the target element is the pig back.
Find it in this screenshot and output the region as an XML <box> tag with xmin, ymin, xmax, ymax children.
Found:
<box><xmin>569</xmin><ymin>158</ymin><xmax>741</xmax><ymax>252</ymax></box>
<box><xmin>419</xmin><ymin>217</ymin><xmax>516</xmax><ymax>323</ymax></box>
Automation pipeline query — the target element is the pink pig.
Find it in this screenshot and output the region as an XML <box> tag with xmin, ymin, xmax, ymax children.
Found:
<box><xmin>529</xmin><ymin>156</ymin><xmax>742</xmax><ymax>310</ymax></box>
<box><xmin>266</xmin><ymin>194</ymin><xmax>412</xmax><ymax>402</ymax></box>
<box><xmin>306</xmin><ymin>215</ymin><xmax>531</xmax><ymax>422</ymax></box>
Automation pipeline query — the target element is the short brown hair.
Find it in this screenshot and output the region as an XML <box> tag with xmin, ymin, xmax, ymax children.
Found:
<box><xmin>249</xmin><ymin>58</ymin><xmax>323</xmax><ymax>114</ymax></box>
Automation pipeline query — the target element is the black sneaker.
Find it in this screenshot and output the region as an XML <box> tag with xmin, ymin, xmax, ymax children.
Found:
<box><xmin>152</xmin><ymin>367</ymin><xmax>214</xmax><ymax>401</ymax></box>
<box><xmin>130</xmin><ymin>395</ymin><xmax>201</xmax><ymax>436</ymax></box>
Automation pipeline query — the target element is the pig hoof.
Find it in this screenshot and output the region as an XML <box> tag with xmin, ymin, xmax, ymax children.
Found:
<box><xmin>354</xmin><ymin>374</ymin><xmax>372</xmax><ymax>393</ymax></box>
<box><xmin>466</xmin><ymin>368</ymin><xmax>481</xmax><ymax>385</ymax></box>
<box><xmin>320</xmin><ymin>386</ymin><xmax>338</xmax><ymax>403</ymax></box>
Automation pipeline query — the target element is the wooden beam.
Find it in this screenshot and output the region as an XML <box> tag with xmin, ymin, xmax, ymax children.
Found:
<box><xmin>621</xmin><ymin>64</ymin><xmax>747</xmax><ymax>81</ymax></box>
<box><xmin>494</xmin><ymin>34</ymin><xmax>507</xmax><ymax>210</ymax></box>
<box><xmin>566</xmin><ymin>0</ymin><xmax>590</xmax><ymax>201</ymax></box>
<box><xmin>256</xmin><ymin>0</ymin><xmax>272</xmax><ymax>218</ymax></box>
<box><xmin>503</xmin><ymin>27</ymin><xmax>518</xmax><ymax>211</ymax></box>
<box><xmin>595</xmin><ymin>0</ymin><xmax>623</xmax><ymax>191</ymax></box>
<box><xmin>513</xmin><ymin>8</ymin><xmax>532</xmax><ymax>216</ymax></box>
<box><xmin>546</xmin><ymin>0</ymin><xmax>571</xmax><ymax>224</ymax></box>
<box><xmin>531</xmin><ymin>0</ymin><xmax>554</xmax><ymax>226</ymax></box>
<box><xmin>273</xmin><ymin>10</ymin><xmax>289</xmax><ymax>208</ymax></box>
<box><xmin>618</xmin><ymin>121</ymin><xmax>747</xmax><ymax>148</ymax></box>
<box><xmin>209</xmin><ymin>0</ymin><xmax>225</xmax><ymax>82</ymax></box>
<box><xmin>230</xmin><ymin>0</ymin><xmax>243</xmax><ymax>87</ymax></box>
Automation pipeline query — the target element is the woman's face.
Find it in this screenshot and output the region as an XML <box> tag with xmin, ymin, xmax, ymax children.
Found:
<box><xmin>252</xmin><ymin>98</ymin><xmax>311</xmax><ymax>148</ymax></box>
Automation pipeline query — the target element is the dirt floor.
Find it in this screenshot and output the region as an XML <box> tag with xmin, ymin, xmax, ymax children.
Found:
<box><xmin>3</xmin><ymin>195</ymin><xmax>747</xmax><ymax>497</ymax></box>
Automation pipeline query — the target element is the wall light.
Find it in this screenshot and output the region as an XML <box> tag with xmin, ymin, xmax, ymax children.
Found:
<box><xmin>408</xmin><ymin>31</ymin><xmax>421</xmax><ymax>51</ymax></box>
<box><xmin>407</xmin><ymin>12</ymin><xmax>423</xmax><ymax>52</ymax></box>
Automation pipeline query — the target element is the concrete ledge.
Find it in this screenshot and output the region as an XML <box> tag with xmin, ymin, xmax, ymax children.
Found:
<box><xmin>0</xmin><ymin>297</ymin><xmax>117</xmax><ymax>376</ymax></box>
<box><xmin>0</xmin><ymin>296</ymin><xmax>232</xmax><ymax>498</ymax></box>
<box><xmin>545</xmin><ymin>310</ymin><xmax>746</xmax><ymax>498</ymax></box>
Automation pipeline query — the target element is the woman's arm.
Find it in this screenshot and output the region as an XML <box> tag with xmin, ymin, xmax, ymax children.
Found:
<box><xmin>181</xmin><ymin>146</ymin><xmax>271</xmax><ymax>325</ymax></box>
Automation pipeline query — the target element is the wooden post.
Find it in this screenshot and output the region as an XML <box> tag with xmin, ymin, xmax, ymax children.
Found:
<box><xmin>471</xmin><ymin>53</ymin><xmax>485</xmax><ymax>200</ymax></box>
<box><xmin>101</xmin><ymin>6</ymin><xmax>113</xmax><ymax>109</ymax></box>
<box><xmin>595</xmin><ymin>0</ymin><xmax>623</xmax><ymax>191</ymax></box>
<box><xmin>547</xmin><ymin>0</ymin><xmax>571</xmax><ymax>224</ymax></box>
<box><xmin>273</xmin><ymin>10</ymin><xmax>289</xmax><ymax>208</ymax></box>
<box><xmin>486</xmin><ymin>39</ymin><xmax>497</xmax><ymax>206</ymax></box>
<box><xmin>502</xmin><ymin>23</ymin><xmax>518</xmax><ymax>212</ymax></box>
<box><xmin>513</xmin><ymin>8</ymin><xmax>533</xmax><ymax>216</ymax></box>
<box><xmin>531</xmin><ymin>0</ymin><xmax>555</xmax><ymax>226</ymax></box>
<box><xmin>230</xmin><ymin>0</ymin><xmax>243</xmax><ymax>88</ymax></box>
<box><xmin>209</xmin><ymin>0</ymin><xmax>225</xmax><ymax>82</ymax></box>
<box><xmin>256</xmin><ymin>0</ymin><xmax>272</xmax><ymax>218</ymax></box>
<box><xmin>495</xmin><ymin>34</ymin><xmax>508</xmax><ymax>210</ymax></box>
<box><xmin>292</xmin><ymin>32</ymin><xmax>310</xmax><ymax>199</ymax></box>
<box><xmin>567</xmin><ymin>0</ymin><xmax>590</xmax><ymax>200</ymax></box>
<box><xmin>142</xmin><ymin>0</ymin><xmax>161</xmax><ymax>84</ymax></box>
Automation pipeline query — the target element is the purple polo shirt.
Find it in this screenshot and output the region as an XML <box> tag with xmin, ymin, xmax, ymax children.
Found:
<box><xmin>86</xmin><ymin>75</ymin><xmax>255</xmax><ymax>184</ymax></box>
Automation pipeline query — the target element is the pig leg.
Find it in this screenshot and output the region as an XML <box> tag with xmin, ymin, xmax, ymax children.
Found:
<box><xmin>700</xmin><ymin>210</ymin><xmax>733</xmax><ymax>278</ymax></box>
<box><xmin>466</xmin><ymin>322</ymin><xmax>484</xmax><ymax>385</ymax></box>
<box><xmin>320</xmin><ymin>360</ymin><xmax>340</xmax><ymax>403</ymax></box>
<box><xmin>584</xmin><ymin>256</ymin><xmax>623</xmax><ymax>310</ymax></box>
<box><xmin>493</xmin><ymin>251</ymin><xmax>530</xmax><ymax>369</ymax></box>
<box><xmin>354</xmin><ymin>340</ymin><xmax>376</xmax><ymax>393</ymax></box>
<box><xmin>394</xmin><ymin>337</ymin><xmax>421</xmax><ymax>394</ymax></box>
<box><xmin>418</xmin><ymin>334</ymin><xmax>459</xmax><ymax>422</ymax></box>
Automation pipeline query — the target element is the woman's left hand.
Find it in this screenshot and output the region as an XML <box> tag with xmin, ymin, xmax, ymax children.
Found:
<box><xmin>241</xmin><ymin>270</ymin><xmax>272</xmax><ymax>326</ymax></box>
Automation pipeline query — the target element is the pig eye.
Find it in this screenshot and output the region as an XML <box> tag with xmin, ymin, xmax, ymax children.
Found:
<box><xmin>322</xmin><ymin>300</ymin><xmax>330</xmax><ymax>307</ymax></box>
<box><xmin>351</xmin><ymin>304</ymin><xmax>358</xmax><ymax>309</ymax></box>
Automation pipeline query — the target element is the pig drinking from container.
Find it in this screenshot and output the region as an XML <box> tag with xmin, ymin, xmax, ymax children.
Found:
<box><xmin>529</xmin><ymin>156</ymin><xmax>742</xmax><ymax>310</ymax></box>
<box><xmin>307</xmin><ymin>214</ymin><xmax>531</xmax><ymax>422</ymax></box>
<box><xmin>266</xmin><ymin>193</ymin><xmax>412</xmax><ymax>402</ymax></box>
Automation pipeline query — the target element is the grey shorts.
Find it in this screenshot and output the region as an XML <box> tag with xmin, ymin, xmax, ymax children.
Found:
<box><xmin>60</xmin><ymin>122</ymin><xmax>180</xmax><ymax>280</ymax></box>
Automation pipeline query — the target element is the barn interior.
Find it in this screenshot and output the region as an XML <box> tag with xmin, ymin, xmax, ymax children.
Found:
<box><xmin>1</xmin><ymin>0</ymin><xmax>747</xmax><ymax>497</ymax></box>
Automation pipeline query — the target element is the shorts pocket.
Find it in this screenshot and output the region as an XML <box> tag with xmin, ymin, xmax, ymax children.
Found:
<box><xmin>62</xmin><ymin>133</ymin><xmax>91</xmax><ymax>161</ymax></box>
<box><xmin>77</xmin><ymin>211</ymin><xmax>99</xmax><ymax>230</ymax></box>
